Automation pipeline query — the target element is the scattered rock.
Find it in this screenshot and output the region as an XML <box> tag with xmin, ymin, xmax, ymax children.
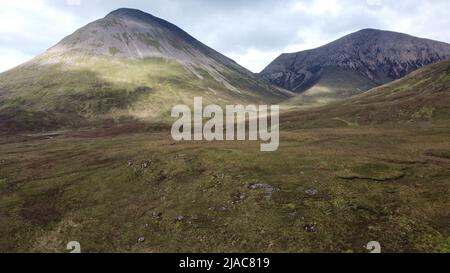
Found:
<box><xmin>208</xmin><ymin>206</ymin><xmax>228</xmax><ymax>212</ymax></box>
<box><xmin>212</xmin><ymin>173</ymin><xmax>225</xmax><ymax>182</ymax></box>
<box><xmin>175</xmin><ymin>216</ymin><xmax>185</xmax><ymax>222</ymax></box>
<box><xmin>155</xmin><ymin>172</ymin><xmax>167</xmax><ymax>183</ymax></box>
<box><xmin>237</xmin><ymin>192</ymin><xmax>246</xmax><ymax>200</ymax></box>
<box><xmin>142</xmin><ymin>160</ymin><xmax>151</xmax><ymax>169</ymax></box>
<box><xmin>196</xmin><ymin>166</ymin><xmax>206</xmax><ymax>174</ymax></box>
<box><xmin>248</xmin><ymin>182</ymin><xmax>279</xmax><ymax>198</ymax></box>
<box><xmin>249</xmin><ymin>182</ymin><xmax>273</xmax><ymax>190</ymax></box>
<box><xmin>127</xmin><ymin>161</ymin><xmax>133</xmax><ymax>167</ymax></box>
<box><xmin>304</xmin><ymin>223</ymin><xmax>317</xmax><ymax>233</ymax></box>
<box><xmin>152</xmin><ymin>212</ymin><xmax>162</xmax><ymax>219</ymax></box>
<box><xmin>288</xmin><ymin>211</ymin><xmax>298</xmax><ymax>218</ymax></box>
<box><xmin>305</xmin><ymin>188</ymin><xmax>319</xmax><ymax>196</ymax></box>
<box><xmin>186</xmin><ymin>216</ymin><xmax>200</xmax><ymax>225</ymax></box>
<box><xmin>137</xmin><ymin>236</ymin><xmax>145</xmax><ymax>243</ymax></box>
<box><xmin>231</xmin><ymin>192</ymin><xmax>246</xmax><ymax>203</ymax></box>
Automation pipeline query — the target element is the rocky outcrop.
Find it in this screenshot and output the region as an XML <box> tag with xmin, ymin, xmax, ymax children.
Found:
<box><xmin>260</xmin><ymin>29</ymin><xmax>450</xmax><ymax>93</ymax></box>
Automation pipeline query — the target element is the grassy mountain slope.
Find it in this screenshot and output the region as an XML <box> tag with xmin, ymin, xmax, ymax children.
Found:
<box><xmin>282</xmin><ymin>60</ymin><xmax>450</xmax><ymax>129</ymax></box>
<box><xmin>283</xmin><ymin>67</ymin><xmax>378</xmax><ymax>107</ymax></box>
<box><xmin>0</xmin><ymin>9</ymin><xmax>287</xmax><ymax>133</ymax></box>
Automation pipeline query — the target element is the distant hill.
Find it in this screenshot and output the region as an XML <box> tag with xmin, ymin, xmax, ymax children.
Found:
<box><xmin>0</xmin><ymin>8</ymin><xmax>287</xmax><ymax>133</ymax></box>
<box><xmin>282</xmin><ymin>59</ymin><xmax>450</xmax><ymax>128</ymax></box>
<box><xmin>261</xmin><ymin>29</ymin><xmax>450</xmax><ymax>106</ymax></box>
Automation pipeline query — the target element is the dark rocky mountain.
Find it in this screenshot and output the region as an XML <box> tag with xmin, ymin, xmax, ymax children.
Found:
<box><xmin>260</xmin><ymin>29</ymin><xmax>450</xmax><ymax>105</ymax></box>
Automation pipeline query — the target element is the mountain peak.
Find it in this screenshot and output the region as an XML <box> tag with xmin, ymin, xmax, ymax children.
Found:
<box><xmin>106</xmin><ymin>8</ymin><xmax>154</xmax><ymax>18</ymax></box>
<box><xmin>337</xmin><ymin>28</ymin><xmax>413</xmax><ymax>44</ymax></box>
<box><xmin>105</xmin><ymin>8</ymin><xmax>178</xmax><ymax>30</ymax></box>
<box><xmin>356</xmin><ymin>28</ymin><xmax>382</xmax><ymax>33</ymax></box>
<box><xmin>261</xmin><ymin>29</ymin><xmax>450</xmax><ymax>92</ymax></box>
<box><xmin>0</xmin><ymin>8</ymin><xmax>286</xmax><ymax>133</ymax></box>
<box><xmin>351</xmin><ymin>28</ymin><xmax>389</xmax><ymax>37</ymax></box>
<box><xmin>43</xmin><ymin>7</ymin><xmax>219</xmax><ymax>66</ymax></box>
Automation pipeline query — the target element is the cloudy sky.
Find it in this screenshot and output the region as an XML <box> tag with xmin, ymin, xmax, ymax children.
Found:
<box><xmin>1</xmin><ymin>0</ymin><xmax>450</xmax><ymax>73</ymax></box>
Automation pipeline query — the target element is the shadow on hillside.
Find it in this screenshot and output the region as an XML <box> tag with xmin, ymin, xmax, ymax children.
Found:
<box><xmin>0</xmin><ymin>63</ymin><xmax>156</xmax><ymax>135</ymax></box>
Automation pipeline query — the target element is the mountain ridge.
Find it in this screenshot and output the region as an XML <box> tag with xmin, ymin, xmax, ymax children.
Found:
<box><xmin>0</xmin><ymin>8</ymin><xmax>287</xmax><ymax>133</ymax></box>
<box><xmin>260</xmin><ymin>28</ymin><xmax>450</xmax><ymax>105</ymax></box>
<box><xmin>38</xmin><ymin>8</ymin><xmax>251</xmax><ymax>80</ymax></box>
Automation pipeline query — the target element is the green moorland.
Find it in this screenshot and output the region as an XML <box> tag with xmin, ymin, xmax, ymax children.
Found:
<box><xmin>0</xmin><ymin>61</ymin><xmax>449</xmax><ymax>253</ymax></box>
<box><xmin>283</xmin><ymin>60</ymin><xmax>450</xmax><ymax>127</ymax></box>
<box><xmin>0</xmin><ymin>55</ymin><xmax>283</xmax><ymax>133</ymax></box>
<box><xmin>0</xmin><ymin>121</ymin><xmax>449</xmax><ymax>253</ymax></box>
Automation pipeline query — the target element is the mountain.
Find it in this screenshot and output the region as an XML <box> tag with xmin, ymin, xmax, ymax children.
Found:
<box><xmin>261</xmin><ymin>29</ymin><xmax>450</xmax><ymax>106</ymax></box>
<box><xmin>282</xmin><ymin>59</ymin><xmax>450</xmax><ymax>128</ymax></box>
<box><xmin>0</xmin><ymin>8</ymin><xmax>287</xmax><ymax>133</ymax></box>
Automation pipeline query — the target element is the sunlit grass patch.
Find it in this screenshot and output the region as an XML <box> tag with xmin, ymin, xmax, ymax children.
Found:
<box><xmin>336</xmin><ymin>162</ymin><xmax>405</xmax><ymax>181</ymax></box>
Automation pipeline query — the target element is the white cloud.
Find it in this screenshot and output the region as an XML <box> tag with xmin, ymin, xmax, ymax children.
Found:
<box><xmin>0</xmin><ymin>0</ymin><xmax>449</xmax><ymax>73</ymax></box>
<box><xmin>366</xmin><ymin>0</ymin><xmax>382</xmax><ymax>6</ymax></box>
<box><xmin>0</xmin><ymin>48</ymin><xmax>33</xmax><ymax>72</ymax></box>
<box><xmin>0</xmin><ymin>0</ymin><xmax>87</xmax><ymax>72</ymax></box>
<box><xmin>292</xmin><ymin>0</ymin><xmax>342</xmax><ymax>16</ymax></box>
<box><xmin>66</xmin><ymin>0</ymin><xmax>81</xmax><ymax>6</ymax></box>
<box><xmin>227</xmin><ymin>48</ymin><xmax>281</xmax><ymax>73</ymax></box>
